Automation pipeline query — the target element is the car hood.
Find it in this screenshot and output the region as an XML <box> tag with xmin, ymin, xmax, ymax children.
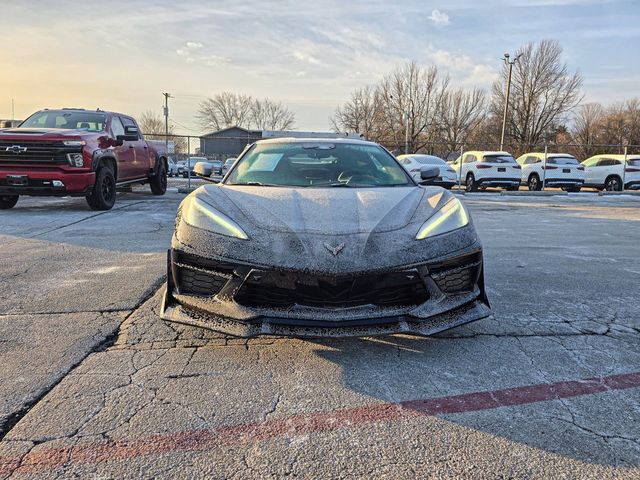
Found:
<box><xmin>205</xmin><ymin>185</ymin><xmax>427</xmax><ymax>235</ymax></box>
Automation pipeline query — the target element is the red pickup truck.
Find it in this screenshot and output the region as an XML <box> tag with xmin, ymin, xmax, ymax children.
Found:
<box><xmin>0</xmin><ymin>108</ymin><xmax>169</xmax><ymax>210</ymax></box>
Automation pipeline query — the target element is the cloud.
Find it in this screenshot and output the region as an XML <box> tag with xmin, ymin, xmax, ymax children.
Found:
<box><xmin>176</xmin><ymin>42</ymin><xmax>230</xmax><ymax>66</ymax></box>
<box><xmin>292</xmin><ymin>51</ymin><xmax>322</xmax><ymax>66</ymax></box>
<box><xmin>427</xmin><ymin>9</ymin><xmax>450</xmax><ymax>26</ymax></box>
<box><xmin>185</xmin><ymin>41</ymin><xmax>203</xmax><ymax>49</ymax></box>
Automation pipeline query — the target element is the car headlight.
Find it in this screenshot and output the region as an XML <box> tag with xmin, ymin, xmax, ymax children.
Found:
<box><xmin>182</xmin><ymin>195</ymin><xmax>248</xmax><ymax>240</ymax></box>
<box><xmin>416</xmin><ymin>197</ymin><xmax>469</xmax><ymax>240</ymax></box>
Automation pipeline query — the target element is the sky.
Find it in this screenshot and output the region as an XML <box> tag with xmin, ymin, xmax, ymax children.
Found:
<box><xmin>1</xmin><ymin>0</ymin><xmax>639</xmax><ymax>133</ymax></box>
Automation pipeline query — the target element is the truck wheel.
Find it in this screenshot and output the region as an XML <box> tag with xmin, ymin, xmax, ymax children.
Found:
<box><xmin>0</xmin><ymin>195</ymin><xmax>19</xmax><ymax>209</ymax></box>
<box><xmin>150</xmin><ymin>161</ymin><xmax>167</xmax><ymax>195</ymax></box>
<box><xmin>86</xmin><ymin>166</ymin><xmax>116</xmax><ymax>210</ymax></box>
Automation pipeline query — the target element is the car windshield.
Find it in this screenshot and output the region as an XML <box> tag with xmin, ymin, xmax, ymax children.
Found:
<box><xmin>482</xmin><ymin>155</ymin><xmax>516</xmax><ymax>164</ymax></box>
<box><xmin>415</xmin><ymin>157</ymin><xmax>445</xmax><ymax>165</ymax></box>
<box><xmin>548</xmin><ymin>156</ymin><xmax>579</xmax><ymax>165</ymax></box>
<box><xmin>20</xmin><ymin>111</ymin><xmax>107</xmax><ymax>131</ymax></box>
<box><xmin>226</xmin><ymin>142</ymin><xmax>413</xmax><ymax>187</ymax></box>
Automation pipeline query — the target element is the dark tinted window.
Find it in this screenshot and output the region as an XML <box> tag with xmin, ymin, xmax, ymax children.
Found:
<box><xmin>548</xmin><ymin>156</ymin><xmax>579</xmax><ymax>165</ymax></box>
<box><xmin>111</xmin><ymin>117</ymin><xmax>125</xmax><ymax>137</ymax></box>
<box><xmin>628</xmin><ymin>159</ymin><xmax>640</xmax><ymax>166</ymax></box>
<box><xmin>482</xmin><ymin>155</ymin><xmax>516</xmax><ymax>164</ymax></box>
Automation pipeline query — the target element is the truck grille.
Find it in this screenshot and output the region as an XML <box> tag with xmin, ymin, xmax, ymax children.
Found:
<box><xmin>0</xmin><ymin>140</ymin><xmax>81</xmax><ymax>164</ymax></box>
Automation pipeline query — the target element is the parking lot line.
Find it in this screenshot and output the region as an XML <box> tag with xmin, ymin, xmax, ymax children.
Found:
<box><xmin>2</xmin><ymin>370</ymin><xmax>639</xmax><ymax>475</ymax></box>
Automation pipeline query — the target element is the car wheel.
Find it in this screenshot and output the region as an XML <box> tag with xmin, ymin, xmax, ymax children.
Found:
<box><xmin>150</xmin><ymin>161</ymin><xmax>168</xmax><ymax>195</ymax></box>
<box><xmin>86</xmin><ymin>166</ymin><xmax>116</xmax><ymax>210</ymax></box>
<box><xmin>604</xmin><ymin>176</ymin><xmax>622</xmax><ymax>191</ymax></box>
<box><xmin>0</xmin><ymin>195</ymin><xmax>19</xmax><ymax>209</ymax></box>
<box><xmin>183</xmin><ymin>172</ymin><xmax>188</xmax><ymax>179</ymax></box>
<box><xmin>528</xmin><ymin>174</ymin><xmax>542</xmax><ymax>191</ymax></box>
<box><xmin>465</xmin><ymin>173</ymin><xmax>478</xmax><ymax>192</ymax></box>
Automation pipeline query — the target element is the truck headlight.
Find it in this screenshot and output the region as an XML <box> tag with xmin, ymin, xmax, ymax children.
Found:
<box><xmin>416</xmin><ymin>197</ymin><xmax>469</xmax><ymax>240</ymax></box>
<box><xmin>66</xmin><ymin>153</ymin><xmax>84</xmax><ymax>167</ymax></box>
<box><xmin>182</xmin><ymin>195</ymin><xmax>249</xmax><ymax>240</ymax></box>
<box><xmin>62</xmin><ymin>140</ymin><xmax>86</xmax><ymax>147</ymax></box>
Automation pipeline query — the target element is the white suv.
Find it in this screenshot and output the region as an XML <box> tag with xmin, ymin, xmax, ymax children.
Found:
<box><xmin>582</xmin><ymin>154</ymin><xmax>640</xmax><ymax>191</ymax></box>
<box><xmin>396</xmin><ymin>154</ymin><xmax>458</xmax><ymax>189</ymax></box>
<box><xmin>450</xmin><ymin>151</ymin><xmax>521</xmax><ymax>192</ymax></box>
<box><xmin>516</xmin><ymin>153</ymin><xmax>585</xmax><ymax>192</ymax></box>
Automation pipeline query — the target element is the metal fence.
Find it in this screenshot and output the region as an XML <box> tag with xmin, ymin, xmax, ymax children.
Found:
<box><xmin>144</xmin><ymin>133</ymin><xmax>640</xmax><ymax>192</ymax></box>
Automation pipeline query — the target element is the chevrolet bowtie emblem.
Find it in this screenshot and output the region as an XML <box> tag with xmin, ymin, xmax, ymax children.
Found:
<box><xmin>324</xmin><ymin>242</ymin><xmax>346</xmax><ymax>256</ymax></box>
<box><xmin>6</xmin><ymin>145</ymin><xmax>27</xmax><ymax>154</ymax></box>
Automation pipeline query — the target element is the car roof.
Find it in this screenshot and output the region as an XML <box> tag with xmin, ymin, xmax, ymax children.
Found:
<box><xmin>254</xmin><ymin>137</ymin><xmax>378</xmax><ymax>146</ymax></box>
<box><xmin>464</xmin><ymin>151</ymin><xmax>512</xmax><ymax>156</ymax></box>
<box><xmin>517</xmin><ymin>152</ymin><xmax>576</xmax><ymax>158</ymax></box>
<box><xmin>397</xmin><ymin>154</ymin><xmax>443</xmax><ymax>160</ymax></box>
<box><xmin>583</xmin><ymin>154</ymin><xmax>640</xmax><ymax>160</ymax></box>
<box><xmin>38</xmin><ymin>108</ymin><xmax>127</xmax><ymax>117</ymax></box>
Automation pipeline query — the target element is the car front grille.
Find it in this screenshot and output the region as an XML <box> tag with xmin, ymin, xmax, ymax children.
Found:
<box><xmin>0</xmin><ymin>140</ymin><xmax>80</xmax><ymax>164</ymax></box>
<box><xmin>427</xmin><ymin>252</ymin><xmax>482</xmax><ymax>294</ymax></box>
<box><xmin>235</xmin><ymin>269</ymin><xmax>428</xmax><ymax>309</ymax></box>
<box><xmin>174</xmin><ymin>251</ymin><xmax>237</xmax><ymax>296</ymax></box>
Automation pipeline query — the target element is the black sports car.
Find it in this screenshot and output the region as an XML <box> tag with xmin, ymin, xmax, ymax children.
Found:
<box><xmin>161</xmin><ymin>138</ymin><xmax>491</xmax><ymax>337</ymax></box>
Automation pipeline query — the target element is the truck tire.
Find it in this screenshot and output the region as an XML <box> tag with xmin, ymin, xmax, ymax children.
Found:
<box><xmin>86</xmin><ymin>166</ymin><xmax>116</xmax><ymax>210</ymax></box>
<box><xmin>150</xmin><ymin>161</ymin><xmax>167</xmax><ymax>195</ymax></box>
<box><xmin>0</xmin><ymin>195</ymin><xmax>19</xmax><ymax>209</ymax></box>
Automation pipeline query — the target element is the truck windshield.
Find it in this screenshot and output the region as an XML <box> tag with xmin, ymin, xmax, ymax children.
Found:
<box><xmin>226</xmin><ymin>142</ymin><xmax>413</xmax><ymax>188</ymax></box>
<box><xmin>20</xmin><ymin>111</ymin><xmax>107</xmax><ymax>132</ymax></box>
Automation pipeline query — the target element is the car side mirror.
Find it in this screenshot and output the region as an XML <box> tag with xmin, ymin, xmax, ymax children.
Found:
<box><xmin>418</xmin><ymin>166</ymin><xmax>440</xmax><ymax>185</ymax></box>
<box><xmin>116</xmin><ymin>125</ymin><xmax>139</xmax><ymax>142</ymax></box>
<box><xmin>193</xmin><ymin>161</ymin><xmax>220</xmax><ymax>183</ymax></box>
<box><xmin>194</xmin><ymin>161</ymin><xmax>213</xmax><ymax>177</ymax></box>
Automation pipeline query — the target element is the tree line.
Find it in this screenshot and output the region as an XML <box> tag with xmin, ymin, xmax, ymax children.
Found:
<box><xmin>332</xmin><ymin>39</ymin><xmax>640</xmax><ymax>159</ymax></box>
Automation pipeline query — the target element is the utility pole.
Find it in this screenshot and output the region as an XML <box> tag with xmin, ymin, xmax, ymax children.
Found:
<box><xmin>163</xmin><ymin>92</ymin><xmax>171</xmax><ymax>151</ymax></box>
<box><xmin>500</xmin><ymin>53</ymin><xmax>521</xmax><ymax>151</ymax></box>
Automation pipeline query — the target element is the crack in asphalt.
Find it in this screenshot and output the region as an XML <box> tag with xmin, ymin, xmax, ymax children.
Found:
<box><xmin>28</xmin><ymin>201</ymin><xmax>147</xmax><ymax>239</ymax></box>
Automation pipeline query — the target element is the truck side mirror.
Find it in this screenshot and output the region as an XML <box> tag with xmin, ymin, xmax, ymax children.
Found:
<box><xmin>116</xmin><ymin>125</ymin><xmax>139</xmax><ymax>142</ymax></box>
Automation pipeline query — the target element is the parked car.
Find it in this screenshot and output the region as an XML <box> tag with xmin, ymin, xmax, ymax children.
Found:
<box><xmin>0</xmin><ymin>108</ymin><xmax>168</xmax><ymax>210</ymax></box>
<box><xmin>396</xmin><ymin>154</ymin><xmax>458</xmax><ymax>189</ymax></box>
<box><xmin>209</xmin><ymin>160</ymin><xmax>223</xmax><ymax>175</ymax></box>
<box><xmin>222</xmin><ymin>157</ymin><xmax>236</xmax><ymax>175</ymax></box>
<box><xmin>167</xmin><ymin>157</ymin><xmax>180</xmax><ymax>177</ymax></box>
<box><xmin>180</xmin><ymin>157</ymin><xmax>208</xmax><ymax>178</ymax></box>
<box><xmin>516</xmin><ymin>153</ymin><xmax>585</xmax><ymax>192</ymax></box>
<box><xmin>450</xmin><ymin>151</ymin><xmax>521</xmax><ymax>192</ymax></box>
<box><xmin>161</xmin><ymin>137</ymin><xmax>491</xmax><ymax>337</ymax></box>
<box><xmin>582</xmin><ymin>154</ymin><xmax>640</xmax><ymax>191</ymax></box>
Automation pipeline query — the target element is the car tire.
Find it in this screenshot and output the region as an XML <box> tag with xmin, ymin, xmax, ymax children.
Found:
<box><xmin>0</xmin><ymin>195</ymin><xmax>19</xmax><ymax>209</ymax></box>
<box><xmin>604</xmin><ymin>176</ymin><xmax>622</xmax><ymax>191</ymax></box>
<box><xmin>183</xmin><ymin>172</ymin><xmax>188</xmax><ymax>179</ymax></box>
<box><xmin>150</xmin><ymin>161</ymin><xmax>168</xmax><ymax>195</ymax></box>
<box><xmin>465</xmin><ymin>173</ymin><xmax>478</xmax><ymax>192</ymax></box>
<box><xmin>86</xmin><ymin>166</ymin><xmax>116</xmax><ymax>211</ymax></box>
<box><xmin>528</xmin><ymin>174</ymin><xmax>542</xmax><ymax>191</ymax></box>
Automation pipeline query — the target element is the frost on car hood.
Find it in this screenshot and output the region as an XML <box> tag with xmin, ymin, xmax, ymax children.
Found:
<box><xmin>201</xmin><ymin>185</ymin><xmax>425</xmax><ymax>235</ymax></box>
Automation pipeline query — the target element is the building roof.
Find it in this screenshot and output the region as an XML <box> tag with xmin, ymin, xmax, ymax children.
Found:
<box><xmin>202</xmin><ymin>126</ymin><xmax>262</xmax><ymax>138</ymax></box>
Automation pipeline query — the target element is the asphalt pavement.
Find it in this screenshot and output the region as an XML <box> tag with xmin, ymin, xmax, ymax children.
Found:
<box><xmin>0</xmin><ymin>187</ymin><xmax>639</xmax><ymax>479</ymax></box>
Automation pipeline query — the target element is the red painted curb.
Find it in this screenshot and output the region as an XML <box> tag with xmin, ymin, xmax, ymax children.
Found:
<box><xmin>1</xmin><ymin>371</ymin><xmax>639</xmax><ymax>474</ymax></box>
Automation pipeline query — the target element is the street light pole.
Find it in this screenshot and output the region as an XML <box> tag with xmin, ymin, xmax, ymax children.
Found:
<box><xmin>404</xmin><ymin>111</ymin><xmax>409</xmax><ymax>154</ymax></box>
<box><xmin>500</xmin><ymin>53</ymin><xmax>521</xmax><ymax>151</ymax></box>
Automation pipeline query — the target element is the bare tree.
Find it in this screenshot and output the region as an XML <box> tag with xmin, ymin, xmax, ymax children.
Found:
<box><xmin>196</xmin><ymin>92</ymin><xmax>254</xmax><ymax>131</ymax></box>
<box><xmin>571</xmin><ymin>103</ymin><xmax>604</xmax><ymax>157</ymax></box>
<box><xmin>330</xmin><ymin>85</ymin><xmax>382</xmax><ymax>140</ymax></box>
<box><xmin>491</xmin><ymin>39</ymin><xmax>583</xmax><ymax>149</ymax></box>
<box><xmin>376</xmin><ymin>61</ymin><xmax>449</xmax><ymax>153</ymax></box>
<box><xmin>138</xmin><ymin>110</ymin><xmax>187</xmax><ymax>154</ymax></box>
<box><xmin>437</xmin><ymin>87</ymin><xmax>486</xmax><ymax>156</ymax></box>
<box><xmin>251</xmin><ymin>98</ymin><xmax>296</xmax><ymax>130</ymax></box>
